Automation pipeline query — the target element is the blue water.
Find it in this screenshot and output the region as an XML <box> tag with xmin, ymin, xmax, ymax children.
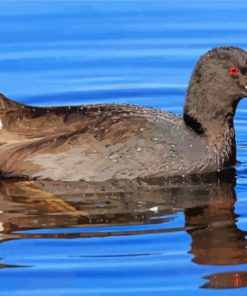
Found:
<box><xmin>1</xmin><ymin>0</ymin><xmax>247</xmax><ymax>295</ymax></box>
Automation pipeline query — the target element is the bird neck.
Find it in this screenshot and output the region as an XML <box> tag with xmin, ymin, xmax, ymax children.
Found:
<box><xmin>183</xmin><ymin>86</ymin><xmax>238</xmax><ymax>165</ymax></box>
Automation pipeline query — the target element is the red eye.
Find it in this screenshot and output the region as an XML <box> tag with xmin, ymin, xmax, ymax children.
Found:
<box><xmin>229</xmin><ymin>67</ymin><xmax>239</xmax><ymax>75</ymax></box>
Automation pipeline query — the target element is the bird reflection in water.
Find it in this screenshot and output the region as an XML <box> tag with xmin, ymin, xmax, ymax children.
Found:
<box><xmin>184</xmin><ymin>172</ymin><xmax>247</xmax><ymax>289</ymax></box>
<box><xmin>0</xmin><ymin>170</ymin><xmax>246</xmax><ymax>289</ymax></box>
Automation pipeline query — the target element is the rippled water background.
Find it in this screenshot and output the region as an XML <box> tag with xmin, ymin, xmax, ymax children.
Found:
<box><xmin>0</xmin><ymin>1</ymin><xmax>247</xmax><ymax>295</ymax></box>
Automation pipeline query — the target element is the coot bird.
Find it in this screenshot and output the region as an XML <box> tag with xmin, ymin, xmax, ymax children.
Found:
<box><xmin>0</xmin><ymin>47</ymin><xmax>246</xmax><ymax>181</ymax></box>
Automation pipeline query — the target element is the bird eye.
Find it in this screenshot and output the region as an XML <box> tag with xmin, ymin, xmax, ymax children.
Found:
<box><xmin>228</xmin><ymin>67</ymin><xmax>239</xmax><ymax>75</ymax></box>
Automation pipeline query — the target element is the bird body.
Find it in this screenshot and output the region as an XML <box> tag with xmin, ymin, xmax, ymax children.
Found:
<box><xmin>0</xmin><ymin>47</ymin><xmax>247</xmax><ymax>181</ymax></box>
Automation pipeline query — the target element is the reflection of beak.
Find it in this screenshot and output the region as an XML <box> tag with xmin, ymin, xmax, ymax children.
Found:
<box><xmin>233</xmin><ymin>272</ymin><xmax>243</xmax><ymax>288</ymax></box>
<box><xmin>203</xmin><ymin>271</ymin><xmax>247</xmax><ymax>289</ymax></box>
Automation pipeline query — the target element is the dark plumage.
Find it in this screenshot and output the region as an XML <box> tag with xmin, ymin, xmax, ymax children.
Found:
<box><xmin>0</xmin><ymin>47</ymin><xmax>247</xmax><ymax>181</ymax></box>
